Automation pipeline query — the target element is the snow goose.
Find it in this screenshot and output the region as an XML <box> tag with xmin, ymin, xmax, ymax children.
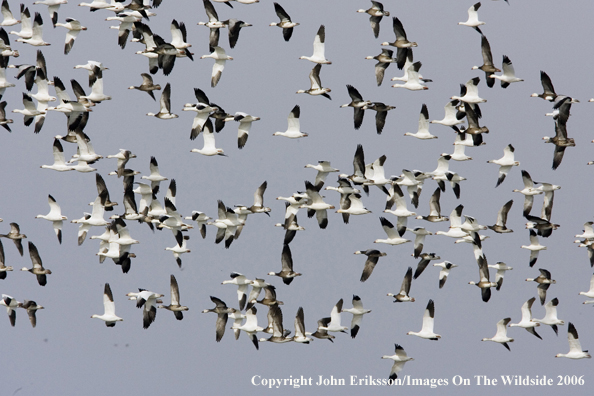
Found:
<box><xmin>520</xmin><ymin>230</ymin><xmax>547</xmax><ymax>268</ymax></box>
<box><xmin>20</xmin><ymin>300</ymin><xmax>43</xmax><ymax>328</ymax></box>
<box><xmin>451</xmin><ymin>77</ymin><xmax>486</xmax><ymax>103</ymax></box>
<box><xmin>357</xmin><ymin>1</ymin><xmax>389</xmax><ymax>38</ymax></box>
<box><xmin>577</xmin><ymin>229</ymin><xmax>594</xmax><ymax>248</ymax></box>
<box><xmin>487</xmin><ymin>261</ymin><xmax>512</xmax><ymax>291</ymax></box>
<box><xmin>251</xmin><ymin>282</ymin><xmax>281</xmax><ymax>307</ymax></box>
<box><xmin>41</xmin><ymin>138</ymin><xmax>75</xmax><ymax>172</ymax></box>
<box><xmin>130</xmin><ymin>289</ymin><xmax>164</xmax><ymax>329</ymax></box>
<box><xmin>340</xmin><ymin>85</ymin><xmax>370</xmax><ymax>130</ymax></box>
<box><xmin>555</xmin><ymin>323</ymin><xmax>591</xmax><ymax>359</ymax></box>
<box><xmin>106</xmin><ymin>12</ymin><xmax>144</xmax><ymax>49</ymax></box>
<box><xmin>383</xmin><ymin>184</ymin><xmax>416</xmax><ymax>231</ymax></box>
<box><xmin>337</xmin><ymin>193</ymin><xmax>371</xmax><ymax>218</ymax></box>
<box><xmin>404</xmin><ymin>103</ymin><xmax>434</xmax><ymax>139</ymax></box>
<box><xmin>579</xmin><ymin>273</ymin><xmax>594</xmax><ymax>300</ymax></box>
<box><xmin>300</xmin><ymin>181</ymin><xmax>335</xmax><ymax>229</ymax></box>
<box><xmin>233</xmin><ymin>112</ymin><xmax>259</xmax><ymax>149</ymax></box>
<box><xmin>158</xmin><ymin>275</ymin><xmax>189</xmax><ymax>320</ymax></box>
<box><xmin>273</xmin><ymin>105</ymin><xmax>307</xmax><ymax>138</ymax></box>
<box><xmin>433</xmin><ymin>261</ymin><xmax>457</xmax><ymax>289</ymax></box>
<box><xmin>374</xmin><ymin>217</ymin><xmax>411</xmax><ymax>245</ymax></box>
<box><xmin>0</xmin><ymin>26</ymin><xmax>17</xmax><ymax>58</ymax></box>
<box><xmin>367</xmin><ymin>102</ymin><xmax>395</xmax><ymax>134</ymax></box>
<box><xmin>526</xmin><ymin>268</ymin><xmax>556</xmax><ymax>305</ymax></box>
<box><xmin>381</xmin><ymin>16</ymin><xmax>417</xmax><ymax>69</ymax></box>
<box><xmin>260</xmin><ymin>305</ymin><xmax>293</xmax><ymax>344</ymax></box>
<box><xmin>16</xmin><ymin>12</ymin><xmax>49</xmax><ymax>46</ymax></box>
<box><xmin>468</xmin><ymin>256</ymin><xmax>497</xmax><ymax>302</ymax></box>
<box><xmin>138</xmin><ymin>157</ymin><xmax>165</xmax><ymax>192</ymax></box>
<box><xmin>408</xmin><ymin>227</ymin><xmax>432</xmax><ymax>258</ymax></box>
<box><xmin>209</xmin><ymin>200</ymin><xmax>244</xmax><ymax>248</ymax></box>
<box><xmin>407</xmin><ymin>299</ymin><xmax>440</xmax><ymax>340</ymax></box>
<box><xmin>147</xmin><ymin>82</ymin><xmax>177</xmax><ymax>119</ymax></box>
<box><xmin>543</xmin><ymin>99</ymin><xmax>574</xmax><ymax>170</ymax></box>
<box><xmin>525</xmin><ymin>214</ymin><xmax>559</xmax><ymax>238</ymax></box>
<box><xmin>392</xmin><ymin>169</ymin><xmax>424</xmax><ymax>208</ymax></box>
<box><xmin>482</xmin><ymin>318</ymin><xmax>513</xmax><ymax>351</ymax></box>
<box><xmin>232</xmin><ymin>305</ymin><xmax>263</xmax><ymax>350</ymax></box>
<box><xmin>0</xmin><ymin>1</ymin><xmax>19</xmax><ymax>26</ymax></box>
<box><xmin>21</xmin><ymin>242</ymin><xmax>51</xmax><ymax>286</ymax></box>
<box><xmin>460</xmin><ymin>214</ymin><xmax>487</xmax><ymax>236</ymax></box>
<box><xmin>487</xmin><ymin>200</ymin><xmax>513</xmax><ymax>234</ymax></box>
<box><xmin>71</xmin><ymin>194</ymin><xmax>109</xmax><ymax>245</ymax></box>
<box><xmin>70</xmin><ymin>130</ymin><xmax>102</xmax><ymax>164</ymax></box>
<box><xmin>512</xmin><ymin>170</ymin><xmax>542</xmax><ymax>217</ymax></box>
<box><xmin>33</xmin><ymin>0</ymin><xmax>66</xmax><ymax>27</ymax></box>
<box><xmin>531</xmin><ymin>70</ymin><xmax>558</xmax><ymax>101</ymax></box>
<box><xmin>509</xmin><ymin>297</ymin><xmax>542</xmax><ymax>339</ymax></box>
<box><xmin>110</xmin><ymin>218</ymin><xmax>139</xmax><ymax>247</ymax></box>
<box><xmin>306</xmin><ymin>318</ymin><xmax>335</xmax><ymax>342</ymax></box>
<box><xmin>472</xmin><ymin>35</ymin><xmax>500</xmax><ymax>87</ymax></box>
<box><xmin>416</xmin><ymin>188</ymin><xmax>448</xmax><ymax>223</ymax></box>
<box><xmin>35</xmin><ymin>194</ymin><xmax>67</xmax><ymax>244</ymax></box>
<box><xmin>342</xmin><ymin>295</ymin><xmax>371</xmax><ymax>338</ymax></box>
<box><xmin>382</xmin><ymin>344</ymin><xmax>413</xmax><ymax>381</ymax></box>
<box><xmin>183</xmin><ymin>211</ymin><xmax>209</xmax><ymax>239</ymax></box>
<box><xmin>300</xmin><ymin>24</ymin><xmax>331</xmax><ymax>64</ymax></box>
<box><xmin>170</xmin><ymin>19</ymin><xmax>192</xmax><ymax>59</ymax></box>
<box><xmin>9</xmin><ymin>5</ymin><xmax>31</xmax><ymax>38</ymax></box>
<box><xmin>80</xmin><ymin>66</ymin><xmax>111</xmax><ymax>102</ymax></box>
<box><xmin>222</xmin><ymin>272</ymin><xmax>251</xmax><ymax>310</ymax></box>
<box><xmin>533</xmin><ymin>297</ymin><xmax>564</xmax><ymax>335</ymax></box>
<box><xmin>435</xmin><ymin>205</ymin><xmax>468</xmax><ymax>239</ymax></box>
<box><xmin>431</xmin><ymin>99</ymin><xmax>464</xmax><ymax>127</ymax></box>
<box><xmin>442</xmin><ymin>138</ymin><xmax>472</xmax><ymax>161</ymax></box>
<box><xmin>91</xmin><ymin>283</ymin><xmax>123</xmax><ymax>327</ymax></box>
<box><xmin>0</xmin><ymin>240</ymin><xmax>12</xmax><ymax>279</ymax></box>
<box><xmin>0</xmin><ymin>222</ymin><xmax>26</xmax><ymax>256</ymax></box>
<box><xmin>73</xmin><ymin>60</ymin><xmax>108</xmax><ymax>87</ymax></box>
<box><xmin>268</xmin><ymin>244</ymin><xmax>301</xmax><ymax>285</ymax></box>
<box><xmin>534</xmin><ymin>181</ymin><xmax>560</xmax><ymax>221</ymax></box>
<box><xmin>365</xmin><ymin>48</ymin><xmax>394</xmax><ymax>86</ymax></box>
<box><xmin>490</xmin><ymin>55</ymin><xmax>523</xmax><ymax>88</ymax></box>
<box><xmin>413</xmin><ymin>252</ymin><xmax>440</xmax><ymax>280</ymax></box>
<box><xmin>191</xmin><ymin>120</ymin><xmax>225</xmax><ymax>156</ymax></box>
<box><xmin>198</xmin><ymin>0</ymin><xmax>227</xmax><ymax>48</ymax></box>
<box><xmin>270</xmin><ymin>2</ymin><xmax>298</xmax><ymax>42</ymax></box>
<box><xmin>55</xmin><ymin>18</ymin><xmax>86</xmax><ymax>55</ymax></box>
<box><xmin>129</xmin><ymin>73</ymin><xmax>160</xmax><ymax>100</ymax></box>
<box><xmin>165</xmin><ymin>235</ymin><xmax>190</xmax><ymax>267</ymax></box>
<box><xmin>318</xmin><ymin>299</ymin><xmax>348</xmax><ymax>333</ymax></box>
<box><xmin>296</xmin><ymin>63</ymin><xmax>331</xmax><ymax>99</ymax></box>
<box><xmin>0</xmin><ymin>294</ymin><xmax>20</xmax><ymax>326</ymax></box>
<box><xmin>304</xmin><ymin>161</ymin><xmax>339</xmax><ymax>186</ymax></box>
<box><xmin>31</xmin><ymin>50</ymin><xmax>56</xmax><ymax>99</ymax></box>
<box><xmin>292</xmin><ymin>307</ymin><xmax>312</xmax><ymax>343</ymax></box>
<box><xmin>0</xmin><ymin>101</ymin><xmax>12</xmax><ymax>131</ymax></box>
<box><xmin>392</xmin><ymin>61</ymin><xmax>428</xmax><ymax>91</ymax></box>
<box><xmin>387</xmin><ymin>266</ymin><xmax>415</xmax><ymax>302</ymax></box>
<box><xmin>355</xmin><ymin>249</ymin><xmax>386</xmax><ymax>282</ymax></box>
<box><xmin>487</xmin><ymin>144</ymin><xmax>519</xmax><ymax>187</ymax></box>
<box><xmin>183</xmin><ymin>96</ymin><xmax>218</xmax><ymax>141</ymax></box>
<box><xmin>226</xmin><ymin>18</ymin><xmax>251</xmax><ymax>49</ymax></box>
<box><xmin>200</xmin><ymin>46</ymin><xmax>232</xmax><ymax>88</ymax></box>
<box><xmin>458</xmin><ymin>2</ymin><xmax>484</xmax><ymax>33</ymax></box>
<box><xmin>240</xmin><ymin>180</ymin><xmax>271</xmax><ymax>216</ymax></box>
<box><xmin>12</xmin><ymin>93</ymin><xmax>44</xmax><ymax>126</ymax></box>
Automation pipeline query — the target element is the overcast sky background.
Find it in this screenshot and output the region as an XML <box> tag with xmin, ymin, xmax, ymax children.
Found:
<box><xmin>1</xmin><ymin>0</ymin><xmax>593</xmax><ymax>395</ymax></box>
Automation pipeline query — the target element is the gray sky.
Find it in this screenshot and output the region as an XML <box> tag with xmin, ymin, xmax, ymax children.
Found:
<box><xmin>1</xmin><ymin>0</ymin><xmax>593</xmax><ymax>395</ymax></box>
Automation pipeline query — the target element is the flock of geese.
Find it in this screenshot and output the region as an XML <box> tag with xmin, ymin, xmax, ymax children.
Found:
<box><xmin>0</xmin><ymin>0</ymin><xmax>593</xmax><ymax>390</ymax></box>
